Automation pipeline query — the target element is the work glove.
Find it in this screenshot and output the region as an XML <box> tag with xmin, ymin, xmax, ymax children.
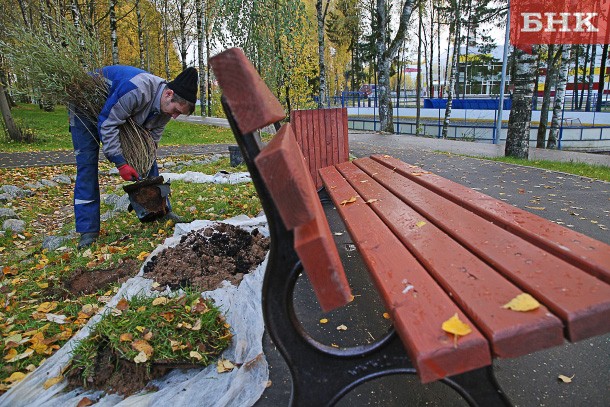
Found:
<box><xmin>118</xmin><ymin>164</ymin><xmax>139</xmax><ymax>181</ymax></box>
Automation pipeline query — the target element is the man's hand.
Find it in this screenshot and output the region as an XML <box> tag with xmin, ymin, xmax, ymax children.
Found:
<box><xmin>118</xmin><ymin>164</ymin><xmax>139</xmax><ymax>181</ymax></box>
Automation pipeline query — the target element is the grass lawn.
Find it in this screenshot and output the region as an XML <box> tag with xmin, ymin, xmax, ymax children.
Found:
<box><xmin>2</xmin><ymin>104</ymin><xmax>236</xmax><ymax>152</ymax></box>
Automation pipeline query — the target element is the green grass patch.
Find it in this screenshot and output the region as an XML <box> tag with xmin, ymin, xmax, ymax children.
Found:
<box><xmin>68</xmin><ymin>291</ymin><xmax>231</xmax><ymax>388</ymax></box>
<box><xmin>1</xmin><ymin>104</ymin><xmax>236</xmax><ymax>152</ymax></box>
<box><xmin>487</xmin><ymin>156</ymin><xmax>610</xmax><ymax>182</ymax></box>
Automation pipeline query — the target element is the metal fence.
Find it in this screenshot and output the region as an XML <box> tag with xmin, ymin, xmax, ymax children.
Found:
<box><xmin>348</xmin><ymin>117</ymin><xmax>610</xmax><ymax>151</ymax></box>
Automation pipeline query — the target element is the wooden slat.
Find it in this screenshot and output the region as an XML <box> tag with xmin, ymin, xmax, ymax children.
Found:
<box><xmin>209</xmin><ymin>48</ymin><xmax>285</xmax><ymax>134</ymax></box>
<box><xmin>255</xmin><ymin>123</ymin><xmax>351</xmax><ymax>312</ymax></box>
<box><xmin>355</xmin><ymin>157</ymin><xmax>610</xmax><ymax>342</ymax></box>
<box><xmin>290</xmin><ymin>108</ymin><xmax>350</xmax><ymax>189</ymax></box>
<box><xmin>254</xmin><ymin>123</ymin><xmax>316</xmax><ymax>230</ymax></box>
<box><xmin>320</xmin><ymin>165</ymin><xmax>491</xmax><ymax>383</ymax></box>
<box><xmin>334</xmin><ymin>161</ymin><xmax>564</xmax><ymax>358</ymax></box>
<box><xmin>371</xmin><ymin>154</ymin><xmax>610</xmax><ymax>284</ymax></box>
<box><xmin>294</xmin><ymin>202</ymin><xmax>353</xmax><ymax>313</ymax></box>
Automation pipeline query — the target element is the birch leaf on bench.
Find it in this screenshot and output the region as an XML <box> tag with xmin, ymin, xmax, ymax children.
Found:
<box><xmin>442</xmin><ymin>313</ymin><xmax>472</xmax><ymax>337</ymax></box>
<box><xmin>340</xmin><ymin>196</ymin><xmax>358</xmax><ymax>206</ymax></box>
<box><xmin>502</xmin><ymin>293</ymin><xmax>541</xmax><ymax>312</ymax></box>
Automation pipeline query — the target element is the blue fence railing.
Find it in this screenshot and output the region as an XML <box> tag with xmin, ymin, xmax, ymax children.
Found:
<box><xmin>347</xmin><ymin>117</ymin><xmax>610</xmax><ymax>150</ymax></box>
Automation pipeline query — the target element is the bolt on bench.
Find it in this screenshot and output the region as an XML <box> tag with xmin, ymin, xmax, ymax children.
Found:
<box><xmin>209</xmin><ymin>48</ymin><xmax>610</xmax><ymax>406</ymax></box>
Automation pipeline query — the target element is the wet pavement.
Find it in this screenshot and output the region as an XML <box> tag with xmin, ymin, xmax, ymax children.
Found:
<box><xmin>1</xmin><ymin>119</ymin><xmax>609</xmax><ymax>406</ymax></box>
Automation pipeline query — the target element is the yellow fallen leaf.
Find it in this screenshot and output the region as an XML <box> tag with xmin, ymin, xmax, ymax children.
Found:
<box><xmin>119</xmin><ymin>333</ymin><xmax>133</xmax><ymax>342</ymax></box>
<box><xmin>442</xmin><ymin>313</ymin><xmax>472</xmax><ymax>336</ymax></box>
<box><xmin>558</xmin><ymin>374</ymin><xmax>574</xmax><ymax>383</ymax></box>
<box><xmin>133</xmin><ymin>351</ymin><xmax>148</xmax><ymax>364</ymax></box>
<box><xmin>5</xmin><ymin>371</ymin><xmax>26</xmax><ymax>383</ymax></box>
<box><xmin>525</xmin><ymin>206</ymin><xmax>546</xmax><ymax>211</ymax></box>
<box><xmin>7</xmin><ymin>348</ymin><xmax>34</xmax><ymax>363</ymax></box>
<box><xmin>190</xmin><ymin>351</ymin><xmax>203</xmax><ymax>361</ymax></box>
<box><xmin>81</xmin><ymin>304</ymin><xmax>99</xmax><ymax>316</ymax></box>
<box><xmin>365</xmin><ymin>198</ymin><xmax>379</xmax><ymax>204</ymax></box>
<box><xmin>31</xmin><ymin>342</ymin><xmax>48</xmax><ymax>355</ymax></box>
<box><xmin>37</xmin><ymin>302</ymin><xmax>58</xmax><ymax>313</ymax></box>
<box><xmin>152</xmin><ymin>297</ymin><xmax>169</xmax><ymax>306</ymax></box>
<box><xmin>217</xmin><ymin>359</ymin><xmax>235</xmax><ymax>373</ymax></box>
<box><xmin>502</xmin><ymin>293</ymin><xmax>540</xmax><ymax>312</ymax></box>
<box><xmin>132</xmin><ymin>339</ymin><xmax>153</xmax><ymax>357</ymax></box>
<box><xmin>340</xmin><ymin>196</ymin><xmax>358</xmax><ymax>206</ymax></box>
<box><xmin>319</xmin><ymin>318</ymin><xmax>328</xmax><ymax>324</ymax></box>
<box><xmin>136</xmin><ymin>326</ymin><xmax>146</xmax><ymax>333</ymax></box>
<box><xmin>416</xmin><ymin>221</ymin><xmax>427</xmax><ymax>228</ymax></box>
<box><xmin>3</xmin><ymin>348</ymin><xmax>18</xmax><ymax>361</ymax></box>
<box><xmin>37</xmin><ymin>282</ymin><xmax>49</xmax><ymax>289</ymax></box>
<box><xmin>137</xmin><ymin>251</ymin><xmax>150</xmax><ymax>261</ymax></box>
<box><xmin>382</xmin><ymin>312</ymin><xmax>390</xmax><ymax>319</ymax></box>
<box><xmin>43</xmin><ymin>375</ymin><xmax>63</xmax><ymax>389</ymax></box>
<box><xmin>191</xmin><ymin>319</ymin><xmax>202</xmax><ymax>331</ymax></box>
<box><xmin>336</xmin><ymin>324</ymin><xmax>348</xmax><ymax>331</ymax></box>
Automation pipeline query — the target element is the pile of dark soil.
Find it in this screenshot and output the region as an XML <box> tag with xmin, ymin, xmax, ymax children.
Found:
<box><xmin>143</xmin><ymin>223</ymin><xmax>269</xmax><ymax>292</ymax></box>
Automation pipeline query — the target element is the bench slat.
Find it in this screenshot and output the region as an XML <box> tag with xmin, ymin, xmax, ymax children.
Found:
<box><xmin>254</xmin><ymin>123</ymin><xmax>317</xmax><ymax>230</ymax></box>
<box><xmin>319</xmin><ymin>165</ymin><xmax>492</xmax><ymax>383</ymax></box>
<box><xmin>370</xmin><ymin>154</ymin><xmax>610</xmax><ymax>285</ymax></box>
<box><xmin>209</xmin><ymin>48</ymin><xmax>285</xmax><ymax>134</ymax></box>
<box><xmin>290</xmin><ymin>108</ymin><xmax>349</xmax><ymax>188</ymax></box>
<box><xmin>255</xmin><ymin>124</ymin><xmax>352</xmax><ymax>312</ymax></box>
<box><xmin>334</xmin><ymin>161</ymin><xmax>565</xmax><ymax>358</ymax></box>
<box><xmin>355</xmin><ymin>157</ymin><xmax>610</xmax><ymax>342</ymax></box>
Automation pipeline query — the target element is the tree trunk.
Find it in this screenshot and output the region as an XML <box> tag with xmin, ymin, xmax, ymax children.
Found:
<box><xmin>572</xmin><ymin>45</ymin><xmax>579</xmax><ymax>109</ymax></box>
<box><xmin>532</xmin><ymin>51</ymin><xmax>541</xmax><ymax>110</ymax></box>
<box><xmin>536</xmin><ymin>45</ymin><xmax>555</xmax><ymax>148</ymax></box>
<box><xmin>109</xmin><ymin>0</ymin><xmax>119</xmax><ymax>64</ymax></box>
<box><xmin>442</xmin><ymin>14</ymin><xmax>460</xmax><ymax>139</ymax></box>
<box><xmin>585</xmin><ymin>44</ymin><xmax>596</xmax><ymax>112</ymax></box>
<box><xmin>578</xmin><ymin>44</ymin><xmax>590</xmax><ymax>109</ymax></box>
<box><xmin>596</xmin><ymin>43</ymin><xmax>608</xmax><ymax>112</ymax></box>
<box><xmin>0</xmin><ymin>83</ymin><xmax>23</xmax><ymax>142</ymax></box>
<box><xmin>505</xmin><ymin>47</ymin><xmax>538</xmax><ymax>159</ymax></box>
<box><xmin>316</xmin><ymin>0</ymin><xmax>330</xmax><ymax>108</ymax></box>
<box><xmin>547</xmin><ymin>47</ymin><xmax>570</xmax><ymax>149</ymax></box>
<box><xmin>416</xmin><ymin>3</ymin><xmax>422</xmax><ymax>135</ymax></box>
<box><xmin>162</xmin><ymin>0</ymin><xmax>170</xmax><ymax>79</ymax></box>
<box><xmin>136</xmin><ymin>0</ymin><xmax>145</xmax><ymax>69</ymax></box>
<box><xmin>196</xmin><ymin>0</ymin><xmax>205</xmax><ymax>116</ymax></box>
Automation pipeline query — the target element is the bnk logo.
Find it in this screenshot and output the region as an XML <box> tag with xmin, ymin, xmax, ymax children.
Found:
<box><xmin>510</xmin><ymin>0</ymin><xmax>609</xmax><ymax>46</ymax></box>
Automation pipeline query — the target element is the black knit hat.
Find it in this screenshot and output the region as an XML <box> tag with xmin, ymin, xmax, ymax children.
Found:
<box><xmin>167</xmin><ymin>67</ymin><xmax>198</xmax><ymax>104</ymax></box>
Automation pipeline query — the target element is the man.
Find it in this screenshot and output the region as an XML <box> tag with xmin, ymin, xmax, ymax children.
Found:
<box><xmin>70</xmin><ymin>66</ymin><xmax>198</xmax><ymax>249</ymax></box>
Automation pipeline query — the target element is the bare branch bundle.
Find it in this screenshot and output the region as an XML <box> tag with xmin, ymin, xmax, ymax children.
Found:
<box><xmin>1</xmin><ymin>20</ymin><xmax>157</xmax><ymax>177</ymax></box>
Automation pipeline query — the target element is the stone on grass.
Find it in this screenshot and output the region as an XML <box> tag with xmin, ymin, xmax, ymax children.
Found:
<box><xmin>1</xmin><ymin>185</ymin><xmax>32</xmax><ymax>199</ymax></box>
<box><xmin>2</xmin><ymin>219</ymin><xmax>26</xmax><ymax>233</ymax></box>
<box><xmin>114</xmin><ymin>194</ymin><xmax>130</xmax><ymax>212</ymax></box>
<box><xmin>52</xmin><ymin>175</ymin><xmax>72</xmax><ymax>185</ymax></box>
<box><xmin>0</xmin><ymin>208</ymin><xmax>18</xmax><ymax>219</ymax></box>
<box><xmin>102</xmin><ymin>194</ymin><xmax>121</xmax><ymax>206</ymax></box>
<box><xmin>40</xmin><ymin>179</ymin><xmax>59</xmax><ymax>187</ymax></box>
<box><xmin>42</xmin><ymin>235</ymin><xmax>70</xmax><ymax>251</ymax></box>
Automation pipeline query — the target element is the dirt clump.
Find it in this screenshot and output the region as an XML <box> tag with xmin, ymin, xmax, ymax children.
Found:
<box><xmin>143</xmin><ymin>222</ymin><xmax>269</xmax><ymax>291</ymax></box>
<box><xmin>43</xmin><ymin>258</ymin><xmax>140</xmax><ymax>300</ymax></box>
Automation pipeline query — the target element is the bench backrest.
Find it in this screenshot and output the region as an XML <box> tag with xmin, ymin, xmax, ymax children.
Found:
<box><xmin>290</xmin><ymin>108</ymin><xmax>349</xmax><ymax>189</ymax></box>
<box><xmin>210</xmin><ymin>48</ymin><xmax>352</xmax><ymax>312</ymax></box>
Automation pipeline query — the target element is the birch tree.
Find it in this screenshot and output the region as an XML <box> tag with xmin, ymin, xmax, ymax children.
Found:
<box><xmin>547</xmin><ymin>46</ymin><xmax>570</xmax><ymax>149</ymax></box>
<box><xmin>596</xmin><ymin>43</ymin><xmax>608</xmax><ymax>112</ymax></box>
<box><xmin>375</xmin><ymin>0</ymin><xmax>417</xmax><ymax>133</ymax></box>
<box><xmin>505</xmin><ymin>46</ymin><xmax>538</xmax><ymax>159</ymax></box>
<box><xmin>316</xmin><ymin>0</ymin><xmax>331</xmax><ymax>107</ymax></box>
<box><xmin>536</xmin><ymin>45</ymin><xmax>560</xmax><ymax>148</ymax></box>
<box><xmin>585</xmin><ymin>44</ymin><xmax>596</xmax><ymax>112</ymax></box>
<box><xmin>441</xmin><ymin>0</ymin><xmax>460</xmax><ymax>138</ymax></box>
<box><xmin>110</xmin><ymin>0</ymin><xmax>119</xmax><ymax>64</ymax></box>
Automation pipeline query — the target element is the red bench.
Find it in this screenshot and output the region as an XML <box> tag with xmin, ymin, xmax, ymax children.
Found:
<box><xmin>290</xmin><ymin>108</ymin><xmax>349</xmax><ymax>189</ymax></box>
<box><xmin>210</xmin><ymin>47</ymin><xmax>610</xmax><ymax>406</ymax></box>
